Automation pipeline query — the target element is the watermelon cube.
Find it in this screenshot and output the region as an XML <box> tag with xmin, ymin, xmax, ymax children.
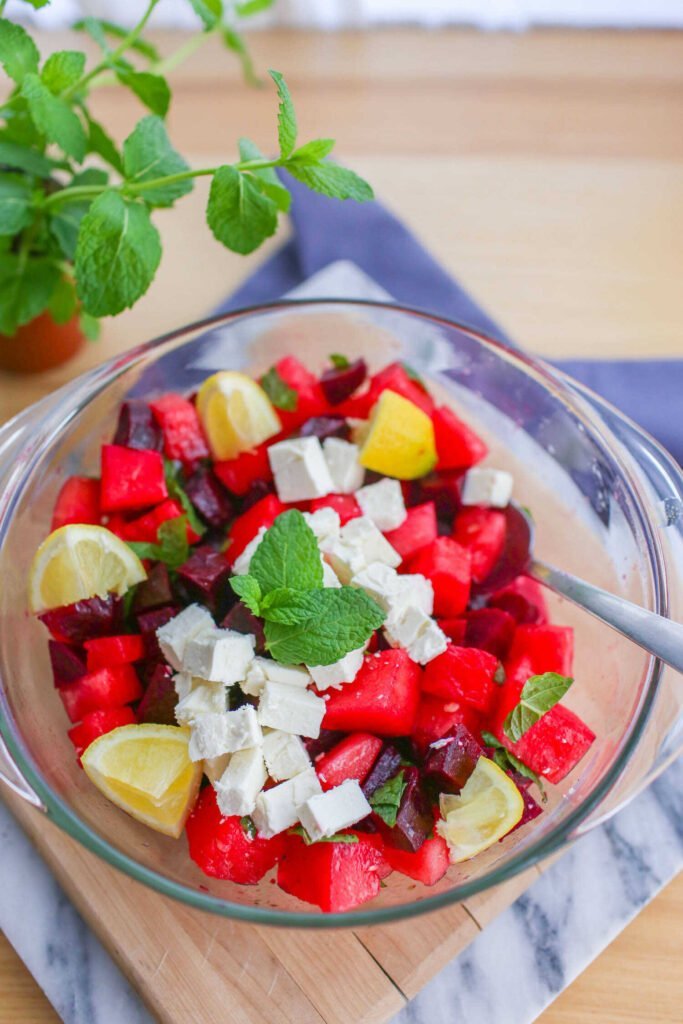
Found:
<box><xmin>407</xmin><ymin>537</ymin><xmax>471</xmax><ymax>617</ymax></box>
<box><xmin>488</xmin><ymin>575</ymin><xmax>548</xmax><ymax>625</ymax></box>
<box><xmin>58</xmin><ymin>664</ymin><xmax>142</xmax><ymax>723</ymax></box>
<box><xmin>100</xmin><ymin>445</ymin><xmax>167</xmax><ymax>512</ymax></box>
<box><xmin>503</xmin><ymin>704</ymin><xmax>595</xmax><ymax>785</ymax></box>
<box><xmin>437</xmin><ymin>618</ymin><xmax>467</xmax><ymax>645</ymax></box>
<box><xmin>432</xmin><ymin>405</ymin><xmax>488</xmax><ymax>471</ymax></box>
<box><xmin>265</xmin><ymin>356</ymin><xmax>329</xmax><ymax>432</ymax></box>
<box><xmin>322</xmin><ymin>650</ymin><xmax>421</xmax><ymax>736</ymax></box>
<box><xmin>383</xmin><ymin>835</ymin><xmax>449</xmax><ymax>885</ymax></box>
<box><xmin>51</xmin><ymin>476</ymin><xmax>101</xmax><ymax>531</ymax></box>
<box><xmin>214</xmin><ymin>443</ymin><xmax>273</xmax><ymax>497</ymax></box>
<box><xmin>452</xmin><ymin>507</ymin><xmax>506</xmax><ymax>583</ymax></box>
<box><xmin>277</xmin><ymin>831</ymin><xmax>385</xmax><ymax>912</ymax></box>
<box><xmin>84</xmin><ymin>634</ymin><xmax>146</xmax><ymax>672</ymax></box>
<box><xmin>309</xmin><ymin>493</ymin><xmax>361</xmax><ymax>525</ymax></box>
<box><xmin>384</xmin><ymin>502</ymin><xmax>437</xmax><ymax>561</ymax></box>
<box><xmin>226</xmin><ymin>494</ymin><xmax>286</xmax><ymax>566</ymax></box>
<box><xmin>505</xmin><ymin>624</ymin><xmax>574</xmax><ymax>687</ymax></box>
<box><xmin>365</xmin><ymin>362</ymin><xmax>434</xmax><ymax>417</ymax></box>
<box><xmin>422</xmin><ymin>644</ymin><xmax>499</xmax><ymax>713</ymax></box>
<box><xmin>315</xmin><ymin>732</ymin><xmax>383</xmax><ymax>791</ymax></box>
<box><xmin>123</xmin><ymin>499</ymin><xmax>200</xmax><ymax>544</ymax></box>
<box><xmin>411</xmin><ymin>695</ymin><xmax>482</xmax><ymax>756</ymax></box>
<box><xmin>186</xmin><ymin>788</ymin><xmax>284</xmax><ymax>884</ymax></box>
<box><xmin>149</xmin><ymin>393</ymin><xmax>209</xmax><ymax>465</ymax></box>
<box><xmin>67</xmin><ymin>706</ymin><xmax>137</xmax><ymax>760</ymax></box>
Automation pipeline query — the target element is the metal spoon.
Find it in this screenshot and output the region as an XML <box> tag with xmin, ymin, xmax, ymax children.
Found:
<box><xmin>474</xmin><ymin>504</ymin><xmax>683</xmax><ymax>675</ymax></box>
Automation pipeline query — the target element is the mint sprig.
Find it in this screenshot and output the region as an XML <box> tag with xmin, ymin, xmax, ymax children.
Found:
<box><xmin>260</xmin><ymin>366</ymin><xmax>298</xmax><ymax>411</ymax></box>
<box><xmin>369</xmin><ymin>772</ymin><xmax>407</xmax><ymax>828</ymax></box>
<box><xmin>503</xmin><ymin>673</ymin><xmax>574</xmax><ymax>744</ymax></box>
<box><xmin>127</xmin><ymin>515</ymin><xmax>189</xmax><ymax>570</ymax></box>
<box><xmin>164</xmin><ymin>460</ymin><xmax>206</xmax><ymax>538</ymax></box>
<box><xmin>481</xmin><ymin>731</ymin><xmax>546</xmax><ymax>802</ymax></box>
<box><xmin>250</xmin><ymin>509</ymin><xmax>323</xmax><ymax>593</ymax></box>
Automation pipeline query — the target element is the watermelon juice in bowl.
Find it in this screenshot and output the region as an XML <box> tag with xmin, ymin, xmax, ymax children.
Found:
<box><xmin>0</xmin><ymin>300</ymin><xmax>681</xmax><ymax>925</ymax></box>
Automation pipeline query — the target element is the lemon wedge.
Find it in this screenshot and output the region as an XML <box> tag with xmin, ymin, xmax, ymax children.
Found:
<box><xmin>29</xmin><ymin>524</ymin><xmax>146</xmax><ymax>613</ymax></box>
<box><xmin>197</xmin><ymin>370</ymin><xmax>281</xmax><ymax>460</ymax></box>
<box><xmin>359</xmin><ymin>390</ymin><xmax>436</xmax><ymax>479</ymax></box>
<box><xmin>436</xmin><ymin>756</ymin><xmax>524</xmax><ymax>862</ymax></box>
<box><xmin>81</xmin><ymin>724</ymin><xmax>202</xmax><ymax>838</ymax></box>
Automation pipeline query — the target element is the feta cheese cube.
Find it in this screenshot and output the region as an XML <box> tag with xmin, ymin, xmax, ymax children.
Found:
<box><xmin>355</xmin><ymin>478</ymin><xmax>407</xmax><ymax>531</ymax></box>
<box><xmin>384</xmin><ymin>606</ymin><xmax>448</xmax><ymax>665</ymax></box>
<box><xmin>175</xmin><ymin>681</ymin><xmax>226</xmax><ymax>725</ymax></box>
<box><xmin>173</xmin><ymin>671</ymin><xmax>193</xmax><ymax>700</ymax></box>
<box><xmin>322</xmin><ymin>438</ymin><xmax>365</xmax><ymax>494</ymax></box>
<box><xmin>257</xmin><ymin>681</ymin><xmax>326</xmax><ymax>738</ymax></box>
<box><xmin>252</xmin><ymin>767</ymin><xmax>322</xmax><ymax>838</ymax></box>
<box><xmin>241</xmin><ymin>658</ymin><xmax>267</xmax><ymax>697</ymax></box>
<box><xmin>321</xmin><ymin>556</ymin><xmax>342</xmax><ymax>589</ymax></box>
<box><xmin>242</xmin><ymin>656</ymin><xmax>310</xmax><ymax>700</ymax></box>
<box><xmin>182</xmin><ymin>628</ymin><xmax>255</xmax><ymax>685</ymax></box>
<box><xmin>214</xmin><ymin>747</ymin><xmax>267</xmax><ymax>816</ymax></box>
<box><xmin>351</xmin><ymin>563</ymin><xmax>433</xmax><ymax>618</ymax></box>
<box><xmin>324</xmin><ymin>516</ymin><xmax>401</xmax><ymax>583</ymax></box>
<box><xmin>461</xmin><ymin>467</ymin><xmax>513</xmax><ymax>508</ymax></box>
<box><xmin>203</xmin><ymin>752</ymin><xmax>231</xmax><ymax>785</ymax></box>
<box><xmin>188</xmin><ymin>706</ymin><xmax>262</xmax><ymax>761</ymax></box>
<box><xmin>303</xmin><ymin>507</ymin><xmax>341</xmax><ymax>544</ymax></box>
<box><xmin>262</xmin><ymin>729</ymin><xmax>311</xmax><ymax>781</ymax></box>
<box><xmin>268</xmin><ymin>437</ymin><xmax>334</xmax><ymax>502</ymax></box>
<box><xmin>298</xmin><ymin>779</ymin><xmax>372</xmax><ymax>842</ymax></box>
<box><xmin>232</xmin><ymin>527</ymin><xmax>265</xmax><ymax>575</ymax></box>
<box><xmin>307</xmin><ymin>647</ymin><xmax>365</xmax><ymax>690</ymax></box>
<box><xmin>156</xmin><ymin>604</ymin><xmax>214</xmax><ymax>671</ymax></box>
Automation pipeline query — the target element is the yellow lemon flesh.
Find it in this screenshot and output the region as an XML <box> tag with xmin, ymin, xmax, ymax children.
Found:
<box><xmin>29</xmin><ymin>524</ymin><xmax>147</xmax><ymax>613</ymax></box>
<box><xmin>436</xmin><ymin>756</ymin><xmax>525</xmax><ymax>863</ymax></box>
<box><xmin>197</xmin><ymin>370</ymin><xmax>281</xmax><ymax>460</ymax></box>
<box><xmin>81</xmin><ymin>724</ymin><xmax>202</xmax><ymax>838</ymax></box>
<box><xmin>359</xmin><ymin>389</ymin><xmax>436</xmax><ymax>479</ymax></box>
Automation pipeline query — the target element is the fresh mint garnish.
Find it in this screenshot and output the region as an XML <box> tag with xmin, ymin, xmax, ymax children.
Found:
<box><xmin>503</xmin><ymin>673</ymin><xmax>574</xmax><ymax>744</ymax></box>
<box><xmin>481</xmin><ymin>730</ymin><xmax>547</xmax><ymax>802</ymax></box>
<box><xmin>127</xmin><ymin>515</ymin><xmax>189</xmax><ymax>570</ymax></box>
<box><xmin>269</xmin><ymin>69</ymin><xmax>297</xmax><ymax>159</ymax></box>
<box><xmin>122</xmin><ymin>116</ymin><xmax>193</xmax><ymax>208</ymax></box>
<box><xmin>260</xmin><ymin>366</ymin><xmax>298</xmax><ymax>412</ymax></box>
<box><xmin>249</xmin><ymin>509</ymin><xmax>323</xmax><ymax>593</ymax></box>
<box><xmin>164</xmin><ymin>460</ymin><xmax>206</xmax><ymax>537</ymax></box>
<box><xmin>369</xmin><ymin>772</ymin><xmax>407</xmax><ymax>828</ymax></box>
<box><xmin>289</xmin><ymin>825</ymin><xmax>358</xmax><ymax>845</ymax></box>
<box><xmin>230</xmin><ymin>574</ymin><xmax>262</xmax><ymax>616</ymax></box>
<box><xmin>329</xmin><ymin>353</ymin><xmax>350</xmax><ymax>369</ymax></box>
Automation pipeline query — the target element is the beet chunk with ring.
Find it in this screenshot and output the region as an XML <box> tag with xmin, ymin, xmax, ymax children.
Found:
<box><xmin>422</xmin><ymin>723</ymin><xmax>482</xmax><ymax>794</ymax></box>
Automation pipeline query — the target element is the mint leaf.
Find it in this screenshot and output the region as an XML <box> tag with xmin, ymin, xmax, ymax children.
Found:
<box><xmin>259</xmin><ymin>588</ymin><xmax>315</xmax><ymax>625</ymax></box>
<box><xmin>123</xmin><ymin>116</ymin><xmax>192</xmax><ymax>208</ymax></box>
<box><xmin>503</xmin><ymin>672</ymin><xmax>574</xmax><ymax>744</ymax></box>
<box><xmin>236</xmin><ymin>0</ymin><xmax>275</xmax><ymax>15</ymax></box>
<box><xmin>0</xmin><ymin>20</ymin><xmax>40</xmax><ymax>85</ymax></box>
<box><xmin>480</xmin><ymin>731</ymin><xmax>546</xmax><ymax>801</ymax></box>
<box><xmin>221</xmin><ymin>27</ymin><xmax>259</xmax><ymax>88</ymax></box>
<box><xmin>329</xmin><ymin>353</ymin><xmax>350</xmax><ymax>369</ymax></box>
<box><xmin>116</xmin><ymin>69</ymin><xmax>171</xmax><ymax>118</ymax></box>
<box><xmin>73</xmin><ymin>19</ymin><xmax>160</xmax><ymax>62</ymax></box>
<box><xmin>128</xmin><ymin>516</ymin><xmax>190</xmax><ymax>570</ymax></box>
<box><xmin>47</xmin><ymin>275</ymin><xmax>78</xmax><ymax>325</ymax></box>
<box><xmin>21</xmin><ymin>74</ymin><xmax>87</xmax><ymax>162</ymax></box>
<box><xmin>49</xmin><ymin>201</ymin><xmax>91</xmax><ymax>261</ymax></box>
<box><xmin>80</xmin><ymin>311</ymin><xmax>100</xmax><ymax>341</ymax></box>
<box><xmin>238</xmin><ymin>138</ymin><xmax>291</xmax><ymax>213</ymax></box>
<box><xmin>287</xmin><ymin>161</ymin><xmax>373</xmax><ymax>203</ymax></box>
<box><xmin>289</xmin><ymin>138</ymin><xmax>335</xmax><ymax>164</ymax></box>
<box><xmin>230</xmin><ymin>574</ymin><xmax>262</xmax><ymax>616</ymax></box>
<box><xmin>250</xmin><ymin>510</ymin><xmax>323</xmax><ymax>594</ymax></box>
<box><xmin>0</xmin><ymin>141</ymin><xmax>55</xmax><ymax>178</ymax></box>
<box><xmin>75</xmin><ymin>191</ymin><xmax>162</xmax><ymax>317</ymax></box>
<box><xmin>164</xmin><ymin>460</ymin><xmax>206</xmax><ymax>537</ymax></box>
<box><xmin>289</xmin><ymin>825</ymin><xmax>358</xmax><ymax>846</ymax></box>
<box><xmin>0</xmin><ymin>254</ymin><xmax>59</xmax><ymax>336</ymax></box>
<box><xmin>0</xmin><ymin>174</ymin><xmax>33</xmax><ymax>235</ymax></box>
<box><xmin>240</xmin><ymin>815</ymin><xmax>257</xmax><ymax>838</ymax></box>
<box><xmin>84</xmin><ymin>113</ymin><xmax>124</xmax><ymax>174</ymax></box>
<box><xmin>260</xmin><ymin>366</ymin><xmax>298</xmax><ymax>411</ymax></box>
<box><xmin>369</xmin><ymin>772</ymin><xmax>407</xmax><ymax>828</ymax></box>
<box><xmin>188</xmin><ymin>0</ymin><xmax>223</xmax><ymax>30</ymax></box>
<box><xmin>207</xmin><ymin>165</ymin><xmax>278</xmax><ymax>255</ymax></box>
<box><xmin>264</xmin><ymin>587</ymin><xmax>384</xmax><ymax>666</ymax></box>
<box><xmin>269</xmin><ymin>70</ymin><xmax>297</xmax><ymax>159</ymax></box>
<box><xmin>41</xmin><ymin>51</ymin><xmax>86</xmax><ymax>95</ymax></box>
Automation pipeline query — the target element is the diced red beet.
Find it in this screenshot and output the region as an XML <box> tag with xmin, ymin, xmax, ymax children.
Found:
<box><xmin>384</xmin><ymin>835</ymin><xmax>449</xmax><ymax>885</ymax></box>
<box><xmin>59</xmin><ymin>664</ymin><xmax>142</xmax><ymax>723</ymax></box>
<box><xmin>500</xmin><ymin>704</ymin><xmax>595</xmax><ymax>785</ymax></box>
<box><xmin>407</xmin><ymin>537</ymin><xmax>471</xmax><ymax>617</ymax></box>
<box><xmin>309</xmin><ymin>493</ymin><xmax>361</xmax><ymax>525</ymax></box>
<box><xmin>382</xmin><ymin>767</ymin><xmax>432</xmax><ymax>853</ymax></box>
<box><xmin>438</xmin><ymin>617</ymin><xmax>467</xmax><ymax>645</ymax></box>
<box><xmin>421</xmin><ymin>724</ymin><xmax>482</xmax><ymax>793</ymax></box>
<box><xmin>384</xmin><ymin>502</ymin><xmax>437</xmax><ymax>561</ymax></box>
<box><xmin>406</xmin><ymin>470</ymin><xmax>463</xmax><ymax>523</ymax></box>
<box><xmin>213</xmin><ymin>444</ymin><xmax>273</xmax><ymax>497</ymax></box>
<box><xmin>322</xmin><ymin>651</ymin><xmax>421</xmax><ymax>736</ymax></box>
<box><xmin>67</xmin><ymin>707</ymin><xmax>137</xmax><ymax>760</ymax></box>
<box><xmin>423</xmin><ymin>644</ymin><xmax>499</xmax><ymax>714</ymax></box>
<box><xmin>48</xmin><ymin>640</ymin><xmax>87</xmax><ymax>687</ymax></box>
<box><xmin>84</xmin><ymin>634</ymin><xmax>145</xmax><ymax>672</ymax></box>
<box><xmin>299</xmin><ymin>415</ymin><xmax>351</xmax><ymax>441</ymax></box>
<box><xmin>509</xmin><ymin>779</ymin><xmax>543</xmax><ymax>832</ymax></box>
<box><xmin>411</xmin><ymin>695</ymin><xmax>482</xmax><ymax>757</ymax></box>
<box><xmin>304</xmin><ymin>728</ymin><xmax>346</xmax><ymax>761</ymax></box>
<box><xmin>176</xmin><ymin>545</ymin><xmax>232</xmax><ymax>610</ymax></box>
<box><xmin>51</xmin><ymin>477</ymin><xmax>101</xmax><ymax>530</ymax></box>
<box><xmin>123</xmin><ymin>499</ymin><xmax>200</xmax><ymax>544</ymax></box>
<box><xmin>316</xmin><ymin>733</ymin><xmax>383</xmax><ymax>791</ymax></box>
<box><xmin>365</xmin><ymin>362</ymin><xmax>434</xmax><ymax>417</ymax></box>
<box><xmin>131</xmin><ymin>562</ymin><xmax>173</xmax><ymax>614</ymax></box>
<box><xmin>239</xmin><ymin>479</ymin><xmax>277</xmax><ymax>512</ymax></box>
<box><xmin>39</xmin><ymin>595</ymin><xmax>123</xmax><ymax>644</ymax></box>
<box><xmin>149</xmin><ymin>393</ymin><xmax>209</xmax><ymax>465</ymax></box>
<box><xmin>277</xmin><ymin>831</ymin><xmax>384</xmax><ymax>912</ymax></box>
<box><xmin>137</xmin><ymin>663</ymin><xmax>177</xmax><ymax>725</ymax></box>
<box><xmin>265</xmin><ymin>356</ymin><xmax>329</xmax><ymax>432</ymax></box>
<box><xmin>452</xmin><ymin>507</ymin><xmax>506</xmax><ymax>583</ymax></box>
<box><xmin>361</xmin><ymin>744</ymin><xmax>403</xmax><ymax>798</ymax></box>
<box><xmin>471</xmin><ymin>505</ymin><xmax>532</xmax><ymax>594</ymax></box>
<box><xmin>136</xmin><ymin>606</ymin><xmax>179</xmax><ymax>657</ymax></box>
<box><xmin>489</xmin><ymin>575</ymin><xmax>548</xmax><ymax>625</ymax></box>
<box><xmin>505</xmin><ymin>624</ymin><xmax>574</xmax><ymax>687</ymax></box>
<box><xmin>100</xmin><ymin>445</ymin><xmax>167</xmax><ymax>512</ymax></box>
<box><xmin>432</xmin><ymin>405</ymin><xmax>488</xmax><ymax>471</ymax></box>
<box><xmin>320</xmin><ymin>358</ymin><xmax>367</xmax><ymax>406</ymax></box>
<box><xmin>184</xmin><ymin>467</ymin><xmax>234</xmax><ymax>528</ymax></box>
<box><xmin>186</xmin><ymin>788</ymin><xmax>284</xmax><ymax>884</ymax></box>
<box><xmin>226</xmin><ymin>494</ymin><xmax>286</xmax><ymax>566</ymax></box>
<box><xmin>464</xmin><ymin>608</ymin><xmax>516</xmax><ymax>660</ymax></box>
<box><xmin>112</xmin><ymin>400</ymin><xmax>163</xmax><ymax>452</ymax></box>
<box><xmin>221</xmin><ymin>603</ymin><xmax>266</xmax><ymax>654</ymax></box>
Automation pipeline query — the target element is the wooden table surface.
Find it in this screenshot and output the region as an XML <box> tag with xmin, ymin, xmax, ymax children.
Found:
<box><xmin>0</xmin><ymin>25</ymin><xmax>681</xmax><ymax>1024</ymax></box>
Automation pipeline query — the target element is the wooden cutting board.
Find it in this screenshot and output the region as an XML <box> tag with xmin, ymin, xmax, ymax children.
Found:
<box><xmin>5</xmin><ymin>787</ymin><xmax>540</xmax><ymax>1023</ymax></box>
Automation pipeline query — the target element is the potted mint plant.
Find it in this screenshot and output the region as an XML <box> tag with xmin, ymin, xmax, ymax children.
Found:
<box><xmin>0</xmin><ymin>0</ymin><xmax>372</xmax><ymax>373</ymax></box>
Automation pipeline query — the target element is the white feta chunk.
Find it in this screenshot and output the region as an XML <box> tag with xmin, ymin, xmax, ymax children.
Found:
<box><xmin>324</xmin><ymin>516</ymin><xmax>401</xmax><ymax>583</ymax></box>
<box><xmin>203</xmin><ymin>752</ymin><xmax>231</xmax><ymax>785</ymax></box>
<box><xmin>173</xmin><ymin>671</ymin><xmax>193</xmax><ymax>700</ymax></box>
<box><xmin>214</xmin><ymin>747</ymin><xmax>267</xmax><ymax>816</ymax></box>
<box><xmin>188</xmin><ymin>706</ymin><xmax>262</xmax><ymax>761</ymax></box>
<box><xmin>302</xmin><ymin>507</ymin><xmax>341</xmax><ymax>543</ymax></box>
<box><xmin>257</xmin><ymin>681</ymin><xmax>326</xmax><ymax>738</ymax></box>
<box><xmin>322</xmin><ymin>438</ymin><xmax>365</xmax><ymax>494</ymax></box>
<box><xmin>384</xmin><ymin>606</ymin><xmax>448</xmax><ymax>665</ymax></box>
<box><xmin>252</xmin><ymin>767</ymin><xmax>322</xmax><ymax>838</ymax></box>
<box><xmin>321</xmin><ymin>556</ymin><xmax>342</xmax><ymax>589</ymax></box>
<box><xmin>231</xmin><ymin>527</ymin><xmax>265</xmax><ymax>575</ymax></box>
<box><xmin>307</xmin><ymin>647</ymin><xmax>365</xmax><ymax>691</ymax></box>
<box><xmin>241</xmin><ymin>658</ymin><xmax>268</xmax><ymax>697</ymax></box>
<box><xmin>268</xmin><ymin>436</ymin><xmax>334</xmax><ymax>502</ymax></box>
<box><xmin>461</xmin><ymin>467</ymin><xmax>513</xmax><ymax>509</ymax></box>
<box><xmin>298</xmin><ymin>780</ymin><xmax>372</xmax><ymax>842</ymax></box>
<box><xmin>351</xmin><ymin>562</ymin><xmax>433</xmax><ymax>618</ymax></box>
<box><xmin>174</xmin><ymin>681</ymin><xmax>226</xmax><ymax>725</ymax></box>
<box><xmin>262</xmin><ymin>729</ymin><xmax>311</xmax><ymax>781</ymax></box>
<box><xmin>242</xmin><ymin>656</ymin><xmax>311</xmax><ymax>699</ymax></box>
<box><xmin>182</xmin><ymin>627</ymin><xmax>255</xmax><ymax>685</ymax></box>
<box><xmin>156</xmin><ymin>604</ymin><xmax>214</xmax><ymax>671</ymax></box>
<box><xmin>355</xmin><ymin>478</ymin><xmax>407</xmax><ymax>531</ymax></box>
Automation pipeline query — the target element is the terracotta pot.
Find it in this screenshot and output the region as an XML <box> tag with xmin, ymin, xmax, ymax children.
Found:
<box><xmin>0</xmin><ymin>311</ymin><xmax>86</xmax><ymax>374</ymax></box>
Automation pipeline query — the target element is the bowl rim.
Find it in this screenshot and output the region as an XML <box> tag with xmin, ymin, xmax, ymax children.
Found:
<box><xmin>0</xmin><ymin>297</ymin><xmax>667</xmax><ymax>927</ymax></box>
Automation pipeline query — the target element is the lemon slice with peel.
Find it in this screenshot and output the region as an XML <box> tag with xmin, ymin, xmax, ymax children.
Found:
<box><xmin>436</xmin><ymin>756</ymin><xmax>524</xmax><ymax>862</ymax></box>
<box><xmin>197</xmin><ymin>370</ymin><xmax>281</xmax><ymax>460</ymax></box>
<box><xmin>81</xmin><ymin>724</ymin><xmax>202</xmax><ymax>838</ymax></box>
<box><xmin>359</xmin><ymin>390</ymin><xmax>436</xmax><ymax>479</ymax></box>
<box><xmin>29</xmin><ymin>524</ymin><xmax>146</xmax><ymax>613</ymax></box>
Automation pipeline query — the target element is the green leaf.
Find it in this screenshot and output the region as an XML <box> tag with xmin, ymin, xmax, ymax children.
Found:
<box><xmin>250</xmin><ymin>509</ymin><xmax>323</xmax><ymax>595</ymax></box>
<box><xmin>84</xmin><ymin>114</ymin><xmax>124</xmax><ymax>174</ymax></box>
<box><xmin>16</xmin><ymin>0</ymin><xmax>51</xmax><ymax>7</ymax></box>
<box><xmin>236</xmin><ymin>0</ymin><xmax>275</xmax><ymax>15</ymax></box>
<box><xmin>73</xmin><ymin>17</ymin><xmax>111</xmax><ymax>53</ymax></box>
<box><xmin>503</xmin><ymin>673</ymin><xmax>574</xmax><ymax>744</ymax></box>
<box><xmin>329</xmin><ymin>353</ymin><xmax>350</xmax><ymax>369</ymax></box>
<box><xmin>221</xmin><ymin>27</ymin><xmax>259</xmax><ymax>88</ymax></box>
<box><xmin>74</xmin><ymin>190</ymin><xmax>162</xmax><ymax>317</ymax></box>
<box><xmin>480</xmin><ymin>730</ymin><xmax>546</xmax><ymax>800</ymax></box>
<box><xmin>72</xmin><ymin>19</ymin><xmax>160</xmax><ymax>62</ymax></box>
<box><xmin>0</xmin><ymin>254</ymin><xmax>60</xmax><ymax>336</ymax></box>
<box><xmin>289</xmin><ymin>825</ymin><xmax>358</xmax><ymax>846</ymax></box>
<box><xmin>238</xmin><ymin>138</ymin><xmax>291</xmax><ymax>213</ymax></box>
<box><xmin>240</xmin><ymin>815</ymin><xmax>257</xmax><ymax>838</ymax></box>
<box><xmin>48</xmin><ymin>275</ymin><xmax>78</xmax><ymax>325</ymax></box>
<box><xmin>127</xmin><ymin>516</ymin><xmax>190</xmax><ymax>570</ymax></box>
<box><xmin>401</xmin><ymin>362</ymin><xmax>425</xmax><ymax>388</ymax></box>
<box><xmin>268</xmin><ymin>70</ymin><xmax>297</xmax><ymax>159</ymax></box>
<box><xmin>49</xmin><ymin>201</ymin><xmax>91</xmax><ymax>260</ymax></box>
<box><xmin>0</xmin><ymin>20</ymin><xmax>40</xmax><ymax>85</ymax></box>
<box><xmin>0</xmin><ymin>140</ymin><xmax>55</xmax><ymax>178</ymax></box>
<box><xmin>206</xmin><ymin>164</ymin><xmax>278</xmax><ymax>255</ymax></box>
<box><xmin>260</xmin><ymin>365</ymin><xmax>298</xmax><ymax>411</ymax></box>
<box><xmin>21</xmin><ymin>74</ymin><xmax>87</xmax><ymax>162</ymax></box>
<box><xmin>72</xmin><ymin>168</ymin><xmax>109</xmax><ymax>189</ymax></box>
<box><xmin>0</xmin><ymin>174</ymin><xmax>34</xmax><ymax>235</ymax></box>
<box><xmin>369</xmin><ymin>772</ymin><xmax>407</xmax><ymax>828</ymax></box>
<box><xmin>187</xmin><ymin>0</ymin><xmax>223</xmax><ymax>30</ymax></box>
<box><xmin>164</xmin><ymin>460</ymin><xmax>207</xmax><ymax>537</ymax></box>
<box><xmin>229</xmin><ymin>574</ymin><xmax>263</xmax><ymax>616</ymax></box>
<box><xmin>116</xmin><ymin>70</ymin><xmax>171</xmax><ymax>118</ymax></box>
<box><xmin>264</xmin><ymin>587</ymin><xmax>385</xmax><ymax>666</ymax></box>
<box><xmin>289</xmin><ymin>138</ymin><xmax>335</xmax><ymax>164</ymax></box>
<box><xmin>122</xmin><ymin>115</ymin><xmax>192</xmax><ymax>207</ymax></box>
<box><xmin>41</xmin><ymin>51</ymin><xmax>86</xmax><ymax>95</ymax></box>
<box><xmin>259</xmin><ymin>587</ymin><xmax>317</xmax><ymax>625</ymax></box>
<box><xmin>80</xmin><ymin>310</ymin><xmax>100</xmax><ymax>340</ymax></box>
<box><xmin>287</xmin><ymin>161</ymin><xmax>374</xmax><ymax>203</ymax></box>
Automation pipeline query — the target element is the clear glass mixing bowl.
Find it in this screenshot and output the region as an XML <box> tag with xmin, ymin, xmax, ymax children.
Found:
<box><xmin>0</xmin><ymin>300</ymin><xmax>681</xmax><ymax>927</ymax></box>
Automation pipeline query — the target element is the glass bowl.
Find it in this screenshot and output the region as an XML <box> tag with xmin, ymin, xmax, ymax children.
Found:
<box><xmin>1</xmin><ymin>300</ymin><xmax>681</xmax><ymax>927</ymax></box>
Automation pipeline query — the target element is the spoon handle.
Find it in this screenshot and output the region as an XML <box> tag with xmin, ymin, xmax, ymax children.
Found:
<box><xmin>530</xmin><ymin>559</ymin><xmax>683</xmax><ymax>675</ymax></box>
